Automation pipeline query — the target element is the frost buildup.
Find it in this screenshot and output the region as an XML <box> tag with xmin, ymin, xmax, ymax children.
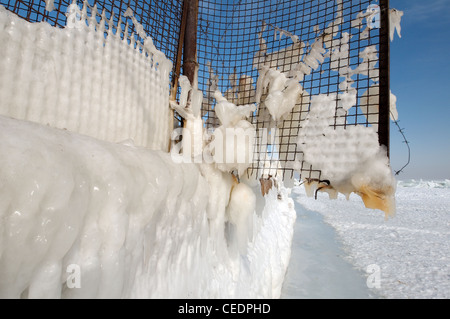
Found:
<box><xmin>0</xmin><ymin>2</ymin><xmax>297</xmax><ymax>298</ymax></box>
<box><xmin>170</xmin><ymin>65</ymin><xmax>256</xmax><ymax>176</ymax></box>
<box><xmin>0</xmin><ymin>2</ymin><xmax>173</xmax><ymax>151</ymax></box>
<box><xmin>247</xmin><ymin>0</ymin><xmax>401</xmax><ymax>217</ymax></box>
<box><xmin>45</xmin><ymin>0</ymin><xmax>55</xmax><ymax>12</ymax></box>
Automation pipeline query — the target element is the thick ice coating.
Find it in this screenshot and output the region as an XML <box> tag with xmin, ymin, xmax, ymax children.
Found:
<box><xmin>0</xmin><ymin>3</ymin><xmax>172</xmax><ymax>150</ymax></box>
<box><xmin>0</xmin><ymin>115</ymin><xmax>296</xmax><ymax>298</ymax></box>
<box><xmin>298</xmin><ymin>94</ymin><xmax>397</xmax><ymax>217</ymax></box>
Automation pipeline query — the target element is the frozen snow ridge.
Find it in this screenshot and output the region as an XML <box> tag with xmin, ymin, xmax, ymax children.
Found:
<box><xmin>0</xmin><ymin>115</ymin><xmax>296</xmax><ymax>299</ymax></box>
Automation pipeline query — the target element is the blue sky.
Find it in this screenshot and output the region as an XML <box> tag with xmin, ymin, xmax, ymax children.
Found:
<box><xmin>389</xmin><ymin>0</ymin><xmax>450</xmax><ymax>179</ymax></box>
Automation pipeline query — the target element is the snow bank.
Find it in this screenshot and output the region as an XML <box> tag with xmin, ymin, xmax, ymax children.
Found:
<box><xmin>0</xmin><ymin>4</ymin><xmax>172</xmax><ymax>150</ymax></box>
<box><xmin>295</xmin><ymin>183</ymin><xmax>450</xmax><ymax>299</ymax></box>
<box><xmin>397</xmin><ymin>179</ymin><xmax>450</xmax><ymax>189</ymax></box>
<box><xmin>0</xmin><ymin>115</ymin><xmax>295</xmax><ymax>299</ymax></box>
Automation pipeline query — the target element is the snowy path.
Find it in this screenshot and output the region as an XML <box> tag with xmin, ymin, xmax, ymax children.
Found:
<box><xmin>287</xmin><ymin>181</ymin><xmax>450</xmax><ymax>299</ymax></box>
<box><xmin>281</xmin><ymin>195</ymin><xmax>376</xmax><ymax>299</ymax></box>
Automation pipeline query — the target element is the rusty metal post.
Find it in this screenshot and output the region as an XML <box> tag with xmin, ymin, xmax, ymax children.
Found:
<box><xmin>168</xmin><ymin>0</ymin><xmax>191</xmax><ymax>151</ymax></box>
<box><xmin>379</xmin><ymin>0</ymin><xmax>390</xmax><ymax>157</ymax></box>
<box><xmin>170</xmin><ymin>0</ymin><xmax>189</xmax><ymax>101</ymax></box>
<box><xmin>183</xmin><ymin>0</ymin><xmax>199</xmax><ymax>84</ymax></box>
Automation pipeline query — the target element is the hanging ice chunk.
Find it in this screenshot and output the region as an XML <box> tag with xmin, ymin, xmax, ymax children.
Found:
<box><xmin>226</xmin><ymin>179</ymin><xmax>256</xmax><ymax>255</ymax></box>
<box><xmin>65</xmin><ymin>3</ymin><xmax>84</xmax><ymax>29</ymax></box>
<box><xmin>339</xmin><ymin>89</ymin><xmax>357</xmax><ymax>111</ymax></box>
<box><xmin>304</xmin><ymin>39</ymin><xmax>326</xmax><ymax>70</ymax></box>
<box><xmin>259</xmin><ymin>68</ymin><xmax>304</xmax><ymax>122</ymax></box>
<box><xmin>208</xmin><ymin>91</ymin><xmax>256</xmax><ymax>176</ymax></box>
<box><xmin>45</xmin><ymin>0</ymin><xmax>55</xmax><ymax>12</ymax></box>
<box><xmin>288</xmin><ymin>62</ymin><xmax>311</xmax><ymax>82</ymax></box>
<box><xmin>178</xmin><ymin>75</ymin><xmax>192</xmax><ymax>108</ymax></box>
<box><xmin>124</xmin><ymin>8</ymin><xmax>147</xmax><ymax>40</ymax></box>
<box><xmin>214</xmin><ymin>91</ymin><xmax>256</xmax><ymax>127</ymax></box>
<box><xmin>170</xmin><ymin>68</ymin><xmax>203</xmax><ymax>122</ymax></box>
<box><xmin>390</xmin><ymin>90</ymin><xmax>399</xmax><ymax>121</ymax></box>
<box><xmin>389</xmin><ymin>9</ymin><xmax>404</xmax><ymax>42</ymax></box>
<box><xmin>255</xmin><ymin>65</ymin><xmax>269</xmax><ymax>104</ymax></box>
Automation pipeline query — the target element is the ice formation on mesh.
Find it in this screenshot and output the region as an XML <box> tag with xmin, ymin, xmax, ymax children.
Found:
<box><xmin>170</xmin><ymin>67</ymin><xmax>256</xmax><ymax>176</ymax></box>
<box><xmin>0</xmin><ymin>1</ymin><xmax>298</xmax><ymax>299</ymax></box>
<box><xmin>248</xmin><ymin>0</ymin><xmax>400</xmax><ymax>216</ymax></box>
<box><xmin>298</xmin><ymin>95</ymin><xmax>396</xmax><ymax>216</ymax></box>
<box><xmin>45</xmin><ymin>0</ymin><xmax>55</xmax><ymax>12</ymax></box>
<box><xmin>360</xmin><ymin>85</ymin><xmax>399</xmax><ymax>129</ymax></box>
<box><xmin>255</xmin><ymin>67</ymin><xmax>304</xmax><ymax>122</ymax></box>
<box><xmin>0</xmin><ymin>2</ymin><xmax>172</xmax><ymax>150</ymax></box>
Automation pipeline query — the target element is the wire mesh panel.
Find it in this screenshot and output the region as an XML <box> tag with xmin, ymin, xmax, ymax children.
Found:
<box><xmin>196</xmin><ymin>0</ymin><xmax>387</xmax><ymax>181</ymax></box>
<box><xmin>0</xmin><ymin>0</ymin><xmax>184</xmax><ymax>150</ymax></box>
<box><xmin>1</xmin><ymin>0</ymin><xmax>390</xmax><ymax>183</ymax></box>
<box><xmin>0</xmin><ymin>0</ymin><xmax>184</xmax><ymax>80</ymax></box>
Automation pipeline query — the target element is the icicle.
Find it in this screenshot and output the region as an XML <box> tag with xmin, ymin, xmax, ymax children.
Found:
<box><xmin>304</xmin><ymin>38</ymin><xmax>326</xmax><ymax>70</ymax></box>
<box><xmin>390</xmin><ymin>91</ymin><xmax>399</xmax><ymax>121</ymax></box>
<box><xmin>124</xmin><ymin>7</ymin><xmax>147</xmax><ymax>40</ymax></box>
<box><xmin>389</xmin><ymin>9</ymin><xmax>404</xmax><ymax>42</ymax></box>
<box><xmin>45</xmin><ymin>0</ymin><xmax>55</xmax><ymax>12</ymax></box>
<box><xmin>87</xmin><ymin>4</ymin><xmax>98</xmax><ymax>30</ymax></box>
<box><xmin>66</xmin><ymin>2</ymin><xmax>84</xmax><ymax>29</ymax></box>
<box><xmin>98</xmin><ymin>9</ymin><xmax>106</xmax><ymax>33</ymax></box>
<box><xmin>81</xmin><ymin>0</ymin><xmax>88</xmax><ymax>22</ymax></box>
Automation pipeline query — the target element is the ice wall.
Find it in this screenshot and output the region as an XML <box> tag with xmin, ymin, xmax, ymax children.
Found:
<box><xmin>0</xmin><ymin>4</ymin><xmax>172</xmax><ymax>151</ymax></box>
<box><xmin>0</xmin><ymin>115</ymin><xmax>295</xmax><ymax>299</ymax></box>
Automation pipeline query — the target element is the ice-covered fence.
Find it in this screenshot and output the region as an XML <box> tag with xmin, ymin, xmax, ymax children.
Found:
<box><xmin>0</xmin><ymin>114</ymin><xmax>295</xmax><ymax>298</ymax></box>
<box><xmin>196</xmin><ymin>0</ymin><xmax>392</xmax><ymax>182</ymax></box>
<box><xmin>1</xmin><ymin>0</ymin><xmax>397</xmax><ymax>214</ymax></box>
<box><xmin>1</xmin><ymin>0</ymin><xmax>392</xmax><ymax>180</ymax></box>
<box><xmin>0</xmin><ymin>0</ymin><xmax>183</xmax><ymax>150</ymax></box>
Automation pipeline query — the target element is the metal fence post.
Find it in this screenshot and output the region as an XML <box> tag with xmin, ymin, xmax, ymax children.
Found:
<box><xmin>379</xmin><ymin>0</ymin><xmax>391</xmax><ymax>157</ymax></box>
<box><xmin>183</xmin><ymin>0</ymin><xmax>199</xmax><ymax>84</ymax></box>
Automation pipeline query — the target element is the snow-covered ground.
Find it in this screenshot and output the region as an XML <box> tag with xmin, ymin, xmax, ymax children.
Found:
<box><xmin>285</xmin><ymin>180</ymin><xmax>450</xmax><ymax>299</ymax></box>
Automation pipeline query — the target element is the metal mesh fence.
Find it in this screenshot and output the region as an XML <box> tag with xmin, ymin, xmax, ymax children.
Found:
<box><xmin>1</xmin><ymin>0</ymin><xmax>389</xmax><ymax>182</ymax></box>
<box><xmin>196</xmin><ymin>0</ymin><xmax>388</xmax><ymax>181</ymax></box>
<box><xmin>0</xmin><ymin>0</ymin><xmax>184</xmax><ymax>84</ymax></box>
